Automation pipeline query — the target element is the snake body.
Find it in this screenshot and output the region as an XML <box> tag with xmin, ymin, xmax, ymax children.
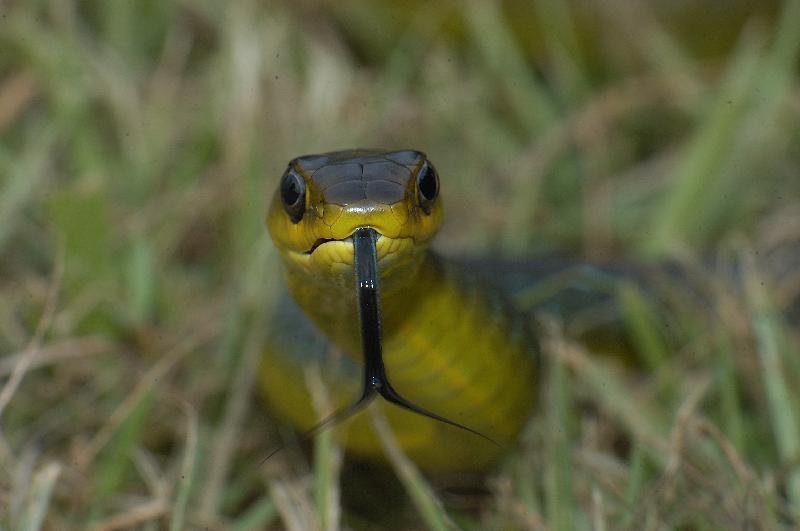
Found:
<box><xmin>260</xmin><ymin>150</ymin><xmax>538</xmax><ymax>472</ymax></box>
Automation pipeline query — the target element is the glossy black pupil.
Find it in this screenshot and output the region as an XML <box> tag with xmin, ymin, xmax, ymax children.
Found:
<box><xmin>418</xmin><ymin>166</ymin><xmax>437</xmax><ymax>201</ymax></box>
<box><xmin>281</xmin><ymin>174</ymin><xmax>303</xmax><ymax>206</ymax></box>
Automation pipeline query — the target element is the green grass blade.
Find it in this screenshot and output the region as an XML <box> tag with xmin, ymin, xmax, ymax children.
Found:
<box><xmin>0</xmin><ymin>126</ymin><xmax>55</xmax><ymax>253</ymax></box>
<box><xmin>532</xmin><ymin>0</ymin><xmax>589</xmax><ymax>104</ymax></box>
<box><xmin>714</xmin><ymin>331</ymin><xmax>744</xmax><ymax>453</ymax></box>
<box><xmin>169</xmin><ymin>407</ymin><xmax>199</xmax><ymax>531</ymax></box>
<box><xmin>126</xmin><ymin>239</ymin><xmax>157</xmax><ymax>326</ymax></box>
<box><xmin>231</xmin><ymin>496</ymin><xmax>278</xmax><ymax>531</ymax></box>
<box><xmin>621</xmin><ymin>443</ymin><xmax>648</xmax><ymax>528</ymax></box>
<box><xmin>545</xmin><ymin>347</ymin><xmax>575</xmax><ymax>531</ymax></box>
<box><xmin>558</xmin><ymin>337</ymin><xmax>670</xmax><ymax>466</ymax></box>
<box><xmin>646</xmin><ymin>29</ymin><xmax>762</xmax><ymax>253</ymax></box>
<box><xmin>313</xmin><ymin>425</ymin><xmax>337</xmax><ymax>531</ymax></box>
<box><xmin>464</xmin><ymin>0</ymin><xmax>558</xmax><ymax>131</ymax></box>
<box><xmin>89</xmin><ymin>387</ymin><xmax>156</xmax><ymax>519</ymax></box>
<box><xmin>752</xmin><ymin>0</ymin><xmax>800</xmax><ymax>115</ymax></box>
<box><xmin>618</xmin><ymin>282</ymin><xmax>670</xmax><ymax>371</ymax></box>
<box><xmin>370</xmin><ymin>405</ymin><xmax>458</xmax><ymax>531</ymax></box>
<box><xmin>744</xmin><ymin>261</ymin><xmax>800</xmax><ymax>515</ymax></box>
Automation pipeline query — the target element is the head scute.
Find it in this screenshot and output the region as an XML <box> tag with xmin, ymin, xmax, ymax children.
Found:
<box><xmin>268</xmin><ymin>149</ymin><xmax>442</xmax><ymax>259</ymax></box>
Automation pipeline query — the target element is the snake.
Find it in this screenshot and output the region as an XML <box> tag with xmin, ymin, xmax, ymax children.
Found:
<box><xmin>260</xmin><ymin>149</ymin><xmax>543</xmax><ymax>473</ymax></box>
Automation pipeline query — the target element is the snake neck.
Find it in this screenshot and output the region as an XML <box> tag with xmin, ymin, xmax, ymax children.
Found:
<box><xmin>280</xmin><ymin>248</ymin><xmax>539</xmax><ymax>446</ymax></box>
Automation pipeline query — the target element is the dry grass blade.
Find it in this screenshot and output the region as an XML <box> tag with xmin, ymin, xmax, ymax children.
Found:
<box><xmin>18</xmin><ymin>462</ymin><xmax>61</xmax><ymax>531</ymax></box>
<box><xmin>591</xmin><ymin>487</ymin><xmax>607</xmax><ymax>531</ymax></box>
<box><xmin>88</xmin><ymin>499</ymin><xmax>167</xmax><ymax>531</ymax></box>
<box><xmin>0</xmin><ymin>250</ymin><xmax>63</xmax><ymax>421</ymax></box>
<box><xmin>79</xmin><ymin>328</ymin><xmax>216</xmax><ymax>468</ymax></box>
<box><xmin>661</xmin><ymin>377</ymin><xmax>710</xmax><ymax>503</ymax></box>
<box><xmin>555</xmin><ymin>337</ymin><xmax>670</xmax><ymax>457</ymax></box>
<box><xmin>269</xmin><ymin>477</ymin><xmax>319</xmax><ymax>531</ymax></box>
<box><xmin>198</xmin><ymin>318</ymin><xmax>265</xmax><ymax>523</ymax></box>
<box><xmin>0</xmin><ymin>71</ymin><xmax>37</xmax><ymax>131</ymax></box>
<box><xmin>694</xmin><ymin>419</ymin><xmax>759</xmax><ymax>498</ymax></box>
<box><xmin>0</xmin><ymin>337</ymin><xmax>113</xmax><ymax>377</ymax></box>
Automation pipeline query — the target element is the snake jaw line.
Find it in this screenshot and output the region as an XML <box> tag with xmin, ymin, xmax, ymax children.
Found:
<box><xmin>306</xmin><ymin>237</ymin><xmax>338</xmax><ymax>254</ymax></box>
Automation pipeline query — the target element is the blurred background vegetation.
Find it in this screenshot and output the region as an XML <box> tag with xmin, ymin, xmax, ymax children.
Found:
<box><xmin>1</xmin><ymin>0</ymin><xmax>799</xmax><ymax>529</ymax></box>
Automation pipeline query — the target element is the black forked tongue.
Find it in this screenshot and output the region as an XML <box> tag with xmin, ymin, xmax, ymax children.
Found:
<box><xmin>351</xmin><ymin>228</ymin><xmax>498</xmax><ymax>445</ymax></box>
<box><xmin>263</xmin><ymin>228</ymin><xmax>496</xmax><ymax>464</ymax></box>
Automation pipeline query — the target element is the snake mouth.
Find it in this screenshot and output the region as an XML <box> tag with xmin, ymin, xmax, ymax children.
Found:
<box><xmin>306</xmin><ymin>236</ymin><xmax>358</xmax><ymax>254</ymax></box>
<box><xmin>306</xmin><ymin>237</ymin><xmax>339</xmax><ymax>254</ymax></box>
<box><xmin>305</xmin><ymin>232</ymin><xmax>379</xmax><ymax>255</ymax></box>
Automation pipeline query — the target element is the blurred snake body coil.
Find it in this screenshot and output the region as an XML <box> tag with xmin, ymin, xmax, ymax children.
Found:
<box><xmin>260</xmin><ymin>150</ymin><xmax>537</xmax><ymax>472</ymax></box>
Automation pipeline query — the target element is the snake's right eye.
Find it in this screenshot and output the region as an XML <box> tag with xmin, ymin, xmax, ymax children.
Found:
<box><xmin>416</xmin><ymin>162</ymin><xmax>439</xmax><ymax>214</ymax></box>
<box><xmin>280</xmin><ymin>170</ymin><xmax>306</xmax><ymax>223</ymax></box>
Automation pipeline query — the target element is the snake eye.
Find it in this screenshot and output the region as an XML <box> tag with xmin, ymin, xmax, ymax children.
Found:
<box><xmin>417</xmin><ymin>163</ymin><xmax>439</xmax><ymax>214</ymax></box>
<box><xmin>280</xmin><ymin>169</ymin><xmax>306</xmax><ymax>223</ymax></box>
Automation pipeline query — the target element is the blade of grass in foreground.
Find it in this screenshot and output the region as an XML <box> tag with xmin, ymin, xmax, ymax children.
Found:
<box><xmin>268</xmin><ymin>477</ymin><xmax>318</xmax><ymax>531</ymax></box>
<box><xmin>126</xmin><ymin>239</ymin><xmax>157</xmax><ymax>326</ymax></box>
<box><xmin>313</xmin><ymin>410</ymin><xmax>339</xmax><ymax>531</ymax></box>
<box><xmin>557</xmin><ymin>338</ymin><xmax>671</xmax><ymax>464</ymax></box>
<box><xmin>81</xmin><ymin>329</ymin><xmax>205</xmax><ymax>523</ymax></box>
<box><xmin>231</xmin><ymin>496</ymin><xmax>278</xmax><ymax>531</ymax></box>
<box><xmin>199</xmin><ymin>240</ymin><xmax>276</xmax><ymax>522</ymax></box>
<box><xmin>744</xmin><ymin>257</ymin><xmax>800</xmax><ymax>516</ymax></box>
<box><xmin>714</xmin><ymin>331</ymin><xmax>744</xmax><ymax>454</ymax></box>
<box><xmin>620</xmin><ymin>442</ymin><xmax>649</xmax><ymax>528</ymax></box>
<box><xmin>370</xmin><ymin>405</ymin><xmax>458</xmax><ymax>531</ymax></box>
<box><xmin>0</xmin><ymin>126</ymin><xmax>54</xmax><ymax>254</ymax></box>
<box><xmin>306</xmin><ymin>366</ymin><xmax>343</xmax><ymax>531</ymax></box>
<box><xmin>545</xmin><ymin>337</ymin><xmax>575</xmax><ymax>531</ymax></box>
<box><xmin>17</xmin><ymin>463</ymin><xmax>61</xmax><ymax>531</ymax></box>
<box><xmin>168</xmin><ymin>405</ymin><xmax>199</xmax><ymax>531</ymax></box>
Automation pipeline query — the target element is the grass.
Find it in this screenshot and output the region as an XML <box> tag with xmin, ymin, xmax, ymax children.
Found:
<box><xmin>1</xmin><ymin>0</ymin><xmax>799</xmax><ymax>529</ymax></box>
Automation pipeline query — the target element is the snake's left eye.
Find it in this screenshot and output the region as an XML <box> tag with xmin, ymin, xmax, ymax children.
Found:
<box><xmin>417</xmin><ymin>163</ymin><xmax>438</xmax><ymax>214</ymax></box>
<box><xmin>280</xmin><ymin>169</ymin><xmax>306</xmax><ymax>223</ymax></box>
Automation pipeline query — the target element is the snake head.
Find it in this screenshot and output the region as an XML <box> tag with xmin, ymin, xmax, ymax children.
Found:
<box><xmin>267</xmin><ymin>149</ymin><xmax>443</xmax><ymax>285</ymax></box>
